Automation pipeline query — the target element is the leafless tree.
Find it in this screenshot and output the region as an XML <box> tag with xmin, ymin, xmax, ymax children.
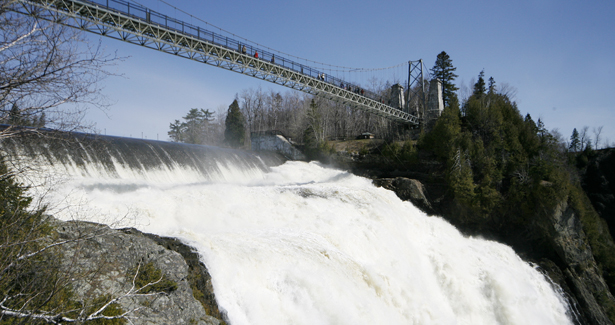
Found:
<box><xmin>458</xmin><ymin>78</ymin><xmax>474</xmax><ymax>105</ymax></box>
<box><xmin>0</xmin><ymin>3</ymin><xmax>149</xmax><ymax>323</ymax></box>
<box><xmin>0</xmin><ymin>1</ymin><xmax>120</xmax><ymax>136</ymax></box>
<box><xmin>593</xmin><ymin>126</ymin><xmax>603</xmax><ymax>149</ymax></box>
<box><xmin>498</xmin><ymin>82</ymin><xmax>518</xmax><ymax>102</ymax></box>
<box><xmin>579</xmin><ymin>126</ymin><xmax>591</xmax><ymax>150</ymax></box>
<box><xmin>232</xmin><ymin>69</ymin><xmax>426</xmax><ymax>147</ymax></box>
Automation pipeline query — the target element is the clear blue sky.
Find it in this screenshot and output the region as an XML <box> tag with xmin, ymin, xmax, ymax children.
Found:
<box><xmin>84</xmin><ymin>0</ymin><xmax>615</xmax><ymax>146</ymax></box>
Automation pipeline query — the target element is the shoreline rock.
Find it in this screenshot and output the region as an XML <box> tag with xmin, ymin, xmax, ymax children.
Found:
<box><xmin>52</xmin><ymin>219</ymin><xmax>225</xmax><ymax>325</ymax></box>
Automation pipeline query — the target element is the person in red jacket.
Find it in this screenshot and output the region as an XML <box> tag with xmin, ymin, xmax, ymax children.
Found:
<box><xmin>254</xmin><ymin>51</ymin><xmax>259</xmax><ymax>58</ymax></box>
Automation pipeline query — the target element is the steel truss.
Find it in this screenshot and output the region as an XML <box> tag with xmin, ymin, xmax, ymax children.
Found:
<box><xmin>14</xmin><ymin>0</ymin><xmax>420</xmax><ymax>125</ymax></box>
<box><xmin>406</xmin><ymin>60</ymin><xmax>427</xmax><ymax>118</ymax></box>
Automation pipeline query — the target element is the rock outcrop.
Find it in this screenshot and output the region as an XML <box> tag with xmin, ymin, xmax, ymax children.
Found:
<box><xmin>53</xmin><ymin>219</ymin><xmax>225</xmax><ymax>325</ymax></box>
<box><xmin>373</xmin><ymin>177</ymin><xmax>433</xmax><ymax>212</ymax></box>
<box><xmin>541</xmin><ymin>200</ymin><xmax>614</xmax><ymax>324</ymax></box>
<box><xmin>581</xmin><ymin>148</ymin><xmax>615</xmax><ymax>236</ymax></box>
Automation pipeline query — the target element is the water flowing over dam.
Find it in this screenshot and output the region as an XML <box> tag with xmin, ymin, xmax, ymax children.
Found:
<box><xmin>1</xmin><ymin>129</ymin><xmax>574</xmax><ymax>324</ymax></box>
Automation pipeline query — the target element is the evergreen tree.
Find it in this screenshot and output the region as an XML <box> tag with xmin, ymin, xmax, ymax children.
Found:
<box><xmin>419</xmin><ymin>94</ymin><xmax>461</xmax><ymax>159</ymax></box>
<box><xmin>167</xmin><ymin>108</ymin><xmax>215</xmax><ymax>144</ymax></box>
<box><xmin>448</xmin><ymin>147</ymin><xmax>476</xmax><ymax>208</ymax></box>
<box><xmin>36</xmin><ymin>112</ymin><xmax>46</xmax><ymax>128</ymax></box>
<box><xmin>473</xmin><ymin>70</ymin><xmax>486</xmax><ymax>98</ymax></box>
<box><xmin>5</xmin><ymin>103</ymin><xmax>46</xmax><ymax>127</ymax></box>
<box><xmin>569</xmin><ymin>128</ymin><xmax>581</xmax><ymax>152</ymax></box>
<box><xmin>224</xmin><ymin>99</ymin><xmax>245</xmax><ymax>148</ymax></box>
<box><xmin>488</xmin><ymin>77</ymin><xmax>496</xmax><ymax>94</ymax></box>
<box><xmin>183</xmin><ymin>108</ymin><xmax>214</xmax><ymax>144</ymax></box>
<box><xmin>302</xmin><ymin>99</ymin><xmax>322</xmax><ymax>159</ymax></box>
<box><xmin>168</xmin><ymin>119</ymin><xmax>186</xmax><ymax>143</ymax></box>
<box><xmin>8</xmin><ymin>103</ymin><xmax>22</xmax><ymax>125</ymax></box>
<box><xmin>430</xmin><ymin>51</ymin><xmax>459</xmax><ymax>108</ymax></box>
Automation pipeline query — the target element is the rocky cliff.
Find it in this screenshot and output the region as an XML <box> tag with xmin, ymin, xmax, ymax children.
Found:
<box><xmin>580</xmin><ymin>148</ymin><xmax>615</xmax><ymax>238</ymax></box>
<box><xmin>53</xmin><ymin>219</ymin><xmax>226</xmax><ymax>325</ymax></box>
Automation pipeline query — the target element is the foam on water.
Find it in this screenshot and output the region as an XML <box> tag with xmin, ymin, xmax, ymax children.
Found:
<box><xmin>28</xmin><ymin>157</ymin><xmax>572</xmax><ymax>325</ymax></box>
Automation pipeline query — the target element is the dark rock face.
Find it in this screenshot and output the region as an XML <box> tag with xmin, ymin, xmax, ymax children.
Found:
<box><xmin>373</xmin><ymin>177</ymin><xmax>433</xmax><ymax>213</ymax></box>
<box><xmin>53</xmin><ymin>219</ymin><xmax>224</xmax><ymax>325</ymax></box>
<box><xmin>543</xmin><ymin>201</ymin><xmax>614</xmax><ymax>324</ymax></box>
<box><xmin>581</xmin><ymin>148</ymin><xmax>615</xmax><ymax>236</ymax></box>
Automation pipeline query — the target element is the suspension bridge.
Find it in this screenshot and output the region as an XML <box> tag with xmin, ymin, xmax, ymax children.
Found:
<box><xmin>13</xmin><ymin>0</ymin><xmax>428</xmax><ymax>125</ymax></box>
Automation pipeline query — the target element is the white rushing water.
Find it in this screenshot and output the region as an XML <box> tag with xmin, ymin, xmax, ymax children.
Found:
<box><xmin>29</xmin><ymin>158</ymin><xmax>572</xmax><ymax>325</ymax></box>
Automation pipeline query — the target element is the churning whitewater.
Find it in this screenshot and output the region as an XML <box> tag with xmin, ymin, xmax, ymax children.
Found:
<box><xmin>6</xmin><ymin>133</ymin><xmax>572</xmax><ymax>325</ymax></box>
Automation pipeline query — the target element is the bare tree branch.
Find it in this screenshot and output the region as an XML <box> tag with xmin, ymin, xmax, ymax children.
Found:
<box><xmin>0</xmin><ymin>3</ymin><xmax>123</xmax><ymax>132</ymax></box>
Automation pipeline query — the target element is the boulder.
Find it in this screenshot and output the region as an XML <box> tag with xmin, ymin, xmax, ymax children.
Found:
<box><xmin>53</xmin><ymin>219</ymin><xmax>224</xmax><ymax>325</ymax></box>
<box><xmin>373</xmin><ymin>177</ymin><xmax>433</xmax><ymax>213</ymax></box>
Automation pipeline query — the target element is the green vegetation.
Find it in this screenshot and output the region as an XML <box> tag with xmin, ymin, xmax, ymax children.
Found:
<box><xmin>569</xmin><ymin>186</ymin><xmax>615</xmax><ymax>317</ymax></box>
<box><xmin>224</xmin><ymin>99</ymin><xmax>246</xmax><ymax>148</ymax></box>
<box><xmin>168</xmin><ymin>108</ymin><xmax>216</xmax><ymax>145</ymax></box>
<box><xmin>130</xmin><ymin>261</ymin><xmax>177</xmax><ymax>294</ymax></box>
<box><xmin>380</xmin><ymin>140</ymin><xmax>418</xmax><ymax>166</ymax></box>
<box><xmin>430</xmin><ymin>51</ymin><xmax>459</xmax><ymax>108</ymax></box>
<box><xmin>0</xmin><ymin>158</ymin><xmax>73</xmax><ymax>323</ymax></box>
<box><xmin>302</xmin><ymin>99</ymin><xmax>322</xmax><ymax>158</ymax></box>
<box><xmin>0</xmin><ymin>157</ymin><xmax>128</xmax><ymax>324</ymax></box>
<box><xmin>419</xmin><ymin>70</ymin><xmax>571</xmax><ymax>221</ymax></box>
<box><xmin>82</xmin><ymin>296</ymin><xmax>126</xmax><ymax>325</ymax></box>
<box><xmin>1</xmin><ymin>103</ymin><xmax>46</xmax><ymax>128</ymax></box>
<box><xmin>302</xmin><ymin>99</ymin><xmax>336</xmax><ymax>160</ymax></box>
<box><xmin>416</xmin><ymin>66</ymin><xmax>615</xmax><ymax>322</ymax></box>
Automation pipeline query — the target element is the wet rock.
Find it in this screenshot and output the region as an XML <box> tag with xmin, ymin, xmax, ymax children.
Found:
<box><xmin>52</xmin><ymin>219</ymin><xmax>223</xmax><ymax>325</ymax></box>
<box><xmin>373</xmin><ymin>177</ymin><xmax>433</xmax><ymax>213</ymax></box>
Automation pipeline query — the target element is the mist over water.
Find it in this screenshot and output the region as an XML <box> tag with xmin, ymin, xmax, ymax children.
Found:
<box><xmin>6</xmin><ymin>135</ymin><xmax>572</xmax><ymax>325</ymax></box>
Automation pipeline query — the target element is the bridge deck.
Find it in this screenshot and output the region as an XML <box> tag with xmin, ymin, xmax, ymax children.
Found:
<box><xmin>15</xmin><ymin>0</ymin><xmax>420</xmax><ymax>125</ymax></box>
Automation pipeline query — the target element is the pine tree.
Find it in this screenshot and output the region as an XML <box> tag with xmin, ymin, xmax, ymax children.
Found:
<box><xmin>419</xmin><ymin>94</ymin><xmax>461</xmax><ymax>159</ymax></box>
<box><xmin>430</xmin><ymin>51</ymin><xmax>459</xmax><ymax>108</ymax></box>
<box><xmin>36</xmin><ymin>112</ymin><xmax>46</xmax><ymax>128</ymax></box>
<box><xmin>569</xmin><ymin>128</ymin><xmax>581</xmax><ymax>152</ymax></box>
<box><xmin>168</xmin><ymin>119</ymin><xmax>186</xmax><ymax>143</ymax></box>
<box><xmin>8</xmin><ymin>103</ymin><xmax>22</xmax><ymax>125</ymax></box>
<box><xmin>224</xmin><ymin>99</ymin><xmax>245</xmax><ymax>148</ymax></box>
<box><xmin>302</xmin><ymin>99</ymin><xmax>322</xmax><ymax>159</ymax></box>
<box><xmin>167</xmin><ymin>108</ymin><xmax>215</xmax><ymax>144</ymax></box>
<box><xmin>488</xmin><ymin>77</ymin><xmax>496</xmax><ymax>94</ymax></box>
<box><xmin>184</xmin><ymin>108</ymin><xmax>214</xmax><ymax>144</ymax></box>
<box><xmin>473</xmin><ymin>70</ymin><xmax>486</xmax><ymax>98</ymax></box>
<box><xmin>448</xmin><ymin>147</ymin><xmax>476</xmax><ymax>208</ymax></box>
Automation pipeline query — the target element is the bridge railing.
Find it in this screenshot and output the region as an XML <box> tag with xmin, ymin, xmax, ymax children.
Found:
<box><xmin>81</xmin><ymin>0</ymin><xmax>391</xmax><ymax>106</ymax></box>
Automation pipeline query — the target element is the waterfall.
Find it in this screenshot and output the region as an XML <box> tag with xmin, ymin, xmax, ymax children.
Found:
<box><xmin>1</xmin><ymin>129</ymin><xmax>573</xmax><ymax>325</ymax></box>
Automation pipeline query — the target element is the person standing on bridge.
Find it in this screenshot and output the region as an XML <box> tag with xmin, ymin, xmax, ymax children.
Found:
<box><xmin>254</xmin><ymin>51</ymin><xmax>259</xmax><ymax>58</ymax></box>
<box><xmin>271</xmin><ymin>54</ymin><xmax>275</xmax><ymax>63</ymax></box>
<box><xmin>242</xmin><ymin>45</ymin><xmax>246</xmax><ymax>54</ymax></box>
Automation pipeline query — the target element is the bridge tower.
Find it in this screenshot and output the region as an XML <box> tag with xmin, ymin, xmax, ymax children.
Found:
<box><xmin>405</xmin><ymin>60</ymin><xmax>427</xmax><ymax>119</ymax></box>
<box><xmin>402</xmin><ymin>60</ymin><xmax>444</xmax><ymax>129</ymax></box>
